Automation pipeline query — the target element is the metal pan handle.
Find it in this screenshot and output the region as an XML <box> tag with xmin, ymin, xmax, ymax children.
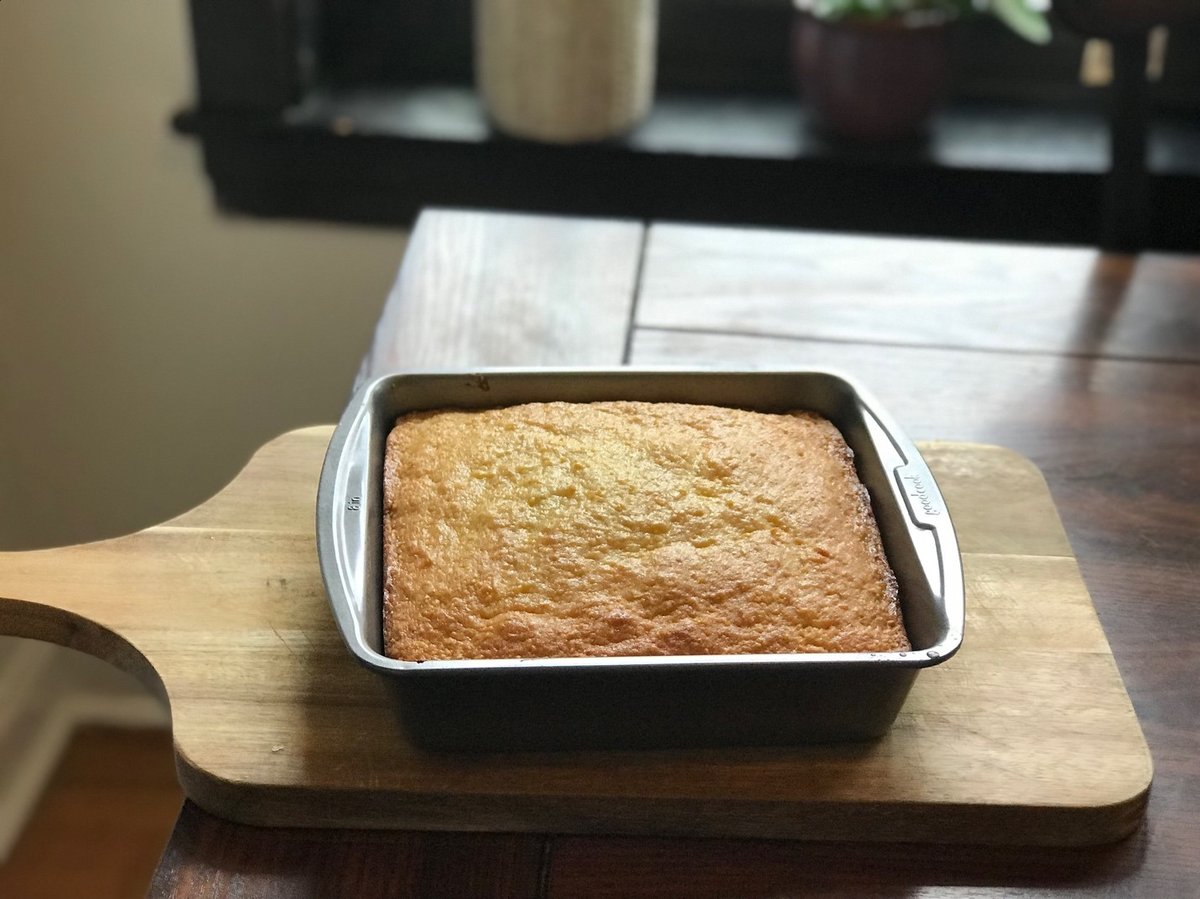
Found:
<box><xmin>859</xmin><ymin>402</ymin><xmax>965</xmax><ymax>657</ymax></box>
<box><xmin>316</xmin><ymin>382</ymin><xmax>379</xmax><ymax>666</ymax></box>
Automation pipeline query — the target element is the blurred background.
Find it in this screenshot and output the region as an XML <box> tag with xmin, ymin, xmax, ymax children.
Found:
<box><xmin>0</xmin><ymin>1</ymin><xmax>405</xmax><ymax>894</ymax></box>
<box><xmin>0</xmin><ymin>2</ymin><xmax>408</xmax><ymax>555</ymax></box>
<box><xmin>173</xmin><ymin>0</ymin><xmax>1200</xmax><ymax>249</ymax></box>
<box><xmin>1</xmin><ymin>0</ymin><xmax>1197</xmax><ymax>894</ymax></box>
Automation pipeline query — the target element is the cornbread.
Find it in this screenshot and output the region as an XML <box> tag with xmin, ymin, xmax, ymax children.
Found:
<box><xmin>382</xmin><ymin>401</ymin><xmax>907</xmax><ymax>661</ymax></box>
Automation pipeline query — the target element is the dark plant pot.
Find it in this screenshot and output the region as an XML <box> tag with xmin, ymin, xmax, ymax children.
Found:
<box><xmin>792</xmin><ymin>13</ymin><xmax>951</xmax><ymax>142</ymax></box>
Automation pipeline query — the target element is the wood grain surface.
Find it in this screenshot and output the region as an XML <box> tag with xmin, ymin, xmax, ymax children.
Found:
<box><xmin>638</xmin><ymin>223</ymin><xmax>1200</xmax><ymax>362</ymax></box>
<box><xmin>10</xmin><ymin>209</ymin><xmax>1200</xmax><ymax>896</ymax></box>
<box><xmin>359</xmin><ymin>208</ymin><xmax>644</xmax><ymax>381</ymax></box>
<box><xmin>616</xmin><ymin>224</ymin><xmax>1200</xmax><ymax>897</ymax></box>
<box><xmin>0</xmin><ymin>429</ymin><xmax>1151</xmax><ymax>847</ymax></box>
<box><xmin>151</xmin><ymin>803</ymin><xmax>546</xmax><ymax>899</ymax></box>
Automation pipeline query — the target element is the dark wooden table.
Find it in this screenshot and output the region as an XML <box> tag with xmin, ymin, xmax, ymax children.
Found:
<box><xmin>150</xmin><ymin>209</ymin><xmax>1199</xmax><ymax>897</ymax></box>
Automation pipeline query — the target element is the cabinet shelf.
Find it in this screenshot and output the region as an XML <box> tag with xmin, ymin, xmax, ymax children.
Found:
<box><xmin>179</xmin><ymin>85</ymin><xmax>1200</xmax><ymax>249</ymax></box>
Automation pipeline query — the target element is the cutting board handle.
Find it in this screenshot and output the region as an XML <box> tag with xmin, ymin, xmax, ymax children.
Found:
<box><xmin>0</xmin><ymin>538</ymin><xmax>170</xmax><ymax>702</ymax></box>
<box><xmin>0</xmin><ymin>426</ymin><xmax>336</xmax><ymax>702</ymax></box>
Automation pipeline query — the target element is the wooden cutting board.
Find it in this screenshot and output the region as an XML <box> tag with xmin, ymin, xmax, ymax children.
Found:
<box><xmin>0</xmin><ymin>428</ymin><xmax>1151</xmax><ymax>847</ymax></box>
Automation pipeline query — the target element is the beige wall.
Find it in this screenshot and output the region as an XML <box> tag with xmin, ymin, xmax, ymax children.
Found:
<box><xmin>0</xmin><ymin>0</ymin><xmax>408</xmax><ymax>550</ymax></box>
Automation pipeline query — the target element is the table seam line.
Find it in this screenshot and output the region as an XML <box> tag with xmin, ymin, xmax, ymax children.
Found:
<box><xmin>621</xmin><ymin>225</ymin><xmax>651</xmax><ymax>365</ymax></box>
<box><xmin>635</xmin><ymin>323</ymin><xmax>1200</xmax><ymax>367</ymax></box>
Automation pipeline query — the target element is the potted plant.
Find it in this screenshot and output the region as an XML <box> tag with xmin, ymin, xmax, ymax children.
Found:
<box><xmin>793</xmin><ymin>0</ymin><xmax>1052</xmax><ymax>141</ymax></box>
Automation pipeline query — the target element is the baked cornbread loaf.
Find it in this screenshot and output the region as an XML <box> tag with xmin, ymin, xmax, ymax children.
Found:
<box><xmin>382</xmin><ymin>401</ymin><xmax>907</xmax><ymax>661</ymax></box>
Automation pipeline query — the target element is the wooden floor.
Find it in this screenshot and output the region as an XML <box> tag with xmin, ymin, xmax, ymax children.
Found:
<box><xmin>0</xmin><ymin>727</ymin><xmax>182</xmax><ymax>899</ymax></box>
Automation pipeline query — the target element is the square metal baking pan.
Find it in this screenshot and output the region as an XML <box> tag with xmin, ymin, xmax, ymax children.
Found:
<box><xmin>317</xmin><ymin>369</ymin><xmax>964</xmax><ymax>751</ymax></box>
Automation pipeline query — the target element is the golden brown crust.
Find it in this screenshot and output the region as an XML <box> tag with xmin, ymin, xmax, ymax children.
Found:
<box><xmin>382</xmin><ymin>401</ymin><xmax>908</xmax><ymax>661</ymax></box>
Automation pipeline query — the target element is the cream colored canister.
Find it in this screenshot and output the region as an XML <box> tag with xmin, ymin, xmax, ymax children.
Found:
<box><xmin>475</xmin><ymin>0</ymin><xmax>658</xmax><ymax>143</ymax></box>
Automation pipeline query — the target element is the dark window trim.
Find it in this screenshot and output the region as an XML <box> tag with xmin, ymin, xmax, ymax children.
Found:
<box><xmin>180</xmin><ymin>0</ymin><xmax>1200</xmax><ymax>251</ymax></box>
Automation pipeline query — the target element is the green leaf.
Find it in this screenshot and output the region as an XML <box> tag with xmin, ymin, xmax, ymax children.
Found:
<box><xmin>990</xmin><ymin>0</ymin><xmax>1052</xmax><ymax>44</ymax></box>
